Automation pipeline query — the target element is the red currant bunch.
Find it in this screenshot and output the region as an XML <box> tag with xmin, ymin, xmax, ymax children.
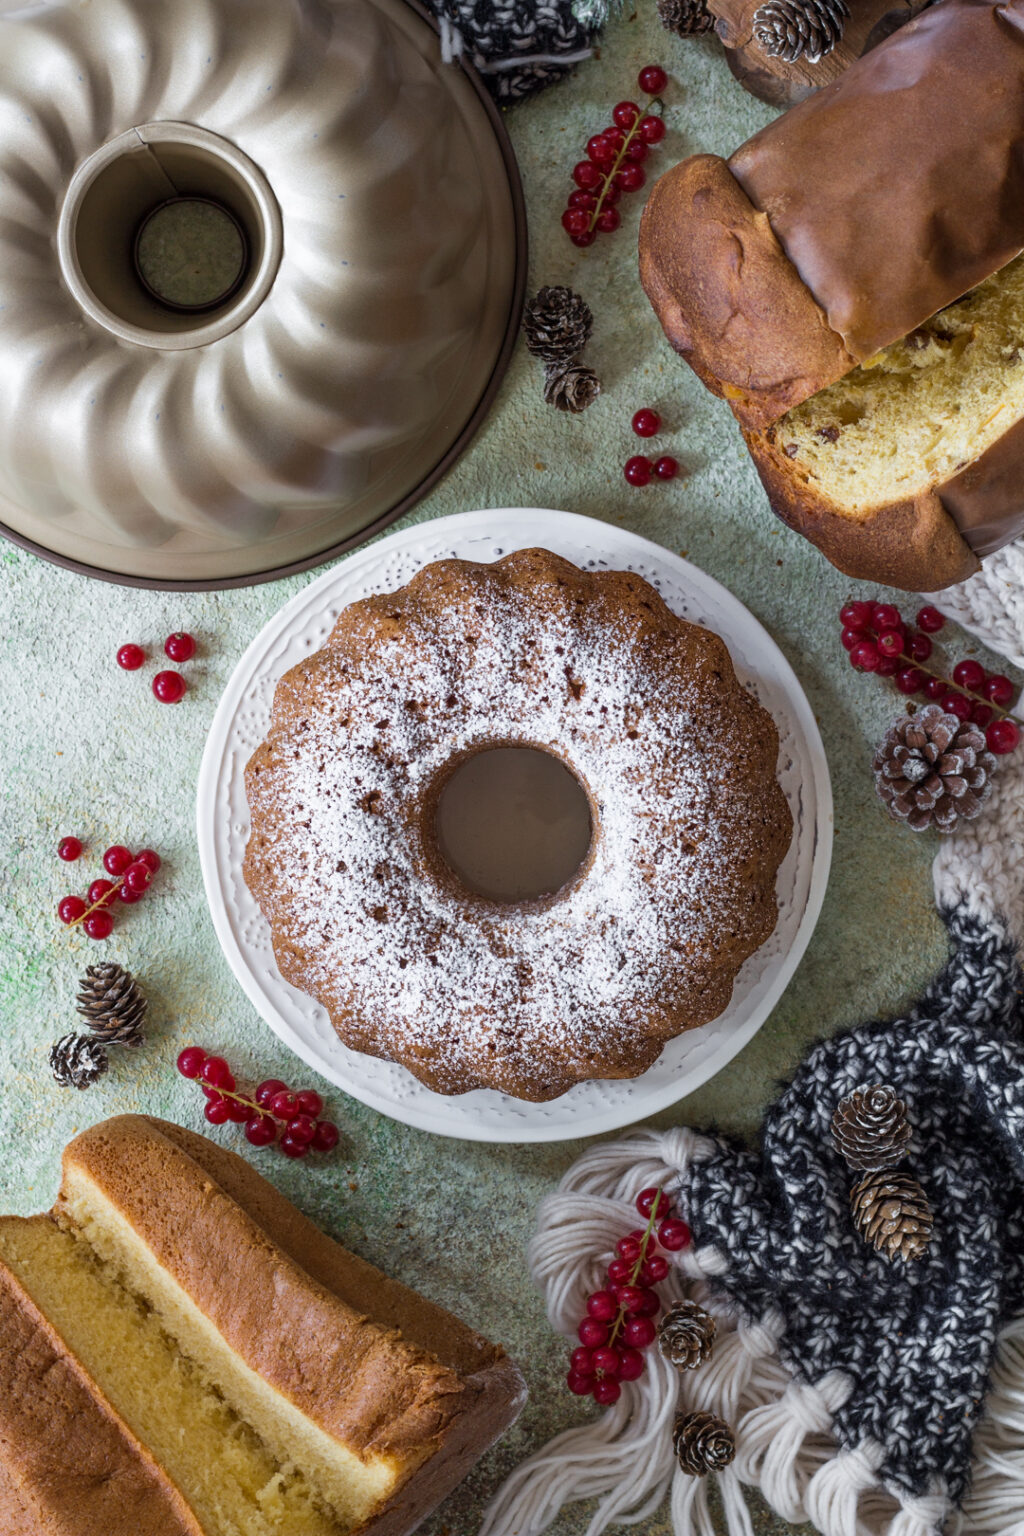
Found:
<box><xmin>176</xmin><ymin>1047</ymin><xmax>341</xmax><ymax>1158</ymax></box>
<box><xmin>837</xmin><ymin>598</ymin><xmax>1021</xmax><ymax>756</ymax></box>
<box><xmin>58</xmin><ymin>844</ymin><xmax>162</xmax><ymax>939</ymax></box>
<box><xmin>562</xmin><ymin>75</ymin><xmax>668</xmax><ymax>249</ymax></box>
<box><xmin>566</xmin><ymin>1185</ymin><xmax>690</xmax><ymax>1404</ymax></box>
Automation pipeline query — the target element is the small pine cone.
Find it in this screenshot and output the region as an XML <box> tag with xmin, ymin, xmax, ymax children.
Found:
<box><xmin>543</xmin><ymin>359</ymin><xmax>601</xmax><ymax>414</ymax></box>
<box><xmin>873</xmin><ymin>704</ymin><xmax>996</xmax><ymax>833</ymax></box>
<box><xmin>851</xmin><ymin>1170</ymin><xmax>933</xmax><ymax>1263</ymax></box>
<box><xmin>673</xmin><ymin>1410</ymin><xmax>736</xmax><ymax>1476</ymax></box>
<box><xmin>831</xmin><ymin>1083</ymin><xmax>911</xmax><ymax>1173</ymax></box>
<box><xmin>522</xmin><ymin>287</ymin><xmax>593</xmax><ymax>365</ymax></box>
<box><xmin>752</xmin><ymin>0</ymin><xmax>849</xmax><ymax>61</ymax></box>
<box><xmin>658</xmin><ymin>1300</ymin><xmax>716</xmax><ymax>1370</ymax></box>
<box><xmin>50</xmin><ymin>1033</ymin><xmax>109</xmax><ymax>1089</ymax></box>
<box><xmin>76</xmin><ymin>962</ymin><xmax>147</xmax><ymax>1047</ymax></box>
<box><xmin>658</xmin><ymin>0</ymin><xmax>716</xmax><ymax>35</ymax></box>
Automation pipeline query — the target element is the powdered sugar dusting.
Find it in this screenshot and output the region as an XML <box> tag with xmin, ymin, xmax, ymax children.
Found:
<box><xmin>244</xmin><ymin>552</ymin><xmax>791</xmax><ymax>1100</ymax></box>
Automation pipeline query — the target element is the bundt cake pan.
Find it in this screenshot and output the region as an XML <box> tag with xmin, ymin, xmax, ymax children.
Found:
<box><xmin>0</xmin><ymin>0</ymin><xmax>525</xmax><ymax>589</ymax></box>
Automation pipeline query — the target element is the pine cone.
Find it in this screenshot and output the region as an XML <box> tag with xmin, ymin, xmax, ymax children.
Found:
<box><xmin>50</xmin><ymin>1033</ymin><xmax>109</xmax><ymax>1089</ymax></box>
<box><xmin>752</xmin><ymin>0</ymin><xmax>849</xmax><ymax>61</ymax></box>
<box><xmin>673</xmin><ymin>1410</ymin><xmax>736</xmax><ymax>1476</ymax></box>
<box><xmin>851</xmin><ymin>1170</ymin><xmax>933</xmax><ymax>1262</ymax></box>
<box><xmin>831</xmin><ymin>1083</ymin><xmax>911</xmax><ymax>1172</ymax></box>
<box><xmin>76</xmin><ymin>962</ymin><xmax>147</xmax><ymax>1047</ymax></box>
<box><xmin>873</xmin><ymin>704</ymin><xmax>996</xmax><ymax>833</ymax></box>
<box><xmin>522</xmin><ymin>287</ymin><xmax>593</xmax><ymax>365</ymax></box>
<box><xmin>658</xmin><ymin>1300</ymin><xmax>716</xmax><ymax>1370</ymax></box>
<box><xmin>658</xmin><ymin>0</ymin><xmax>716</xmax><ymax>35</ymax></box>
<box><xmin>543</xmin><ymin>359</ymin><xmax>601</xmax><ymax>414</ymax></box>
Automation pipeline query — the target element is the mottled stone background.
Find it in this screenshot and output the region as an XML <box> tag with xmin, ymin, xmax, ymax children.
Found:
<box><xmin>0</xmin><ymin>3</ymin><xmax>1017</xmax><ymax>1534</ymax></box>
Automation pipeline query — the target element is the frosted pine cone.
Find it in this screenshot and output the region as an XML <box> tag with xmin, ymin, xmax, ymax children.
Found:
<box><xmin>673</xmin><ymin>1411</ymin><xmax>736</xmax><ymax>1475</ymax></box>
<box><xmin>543</xmin><ymin>359</ymin><xmax>601</xmax><ymax>414</ymax></box>
<box><xmin>50</xmin><ymin>1033</ymin><xmax>109</xmax><ymax>1089</ymax></box>
<box><xmin>657</xmin><ymin>1300</ymin><xmax>716</xmax><ymax>1369</ymax></box>
<box><xmin>851</xmin><ymin>1170</ymin><xmax>933</xmax><ymax>1262</ymax></box>
<box><xmin>752</xmin><ymin>0</ymin><xmax>849</xmax><ymax>61</ymax></box>
<box><xmin>658</xmin><ymin>0</ymin><xmax>716</xmax><ymax>36</ymax></box>
<box><xmin>831</xmin><ymin>1083</ymin><xmax>911</xmax><ymax>1173</ymax></box>
<box><xmin>522</xmin><ymin>287</ymin><xmax>593</xmax><ymax>365</ymax></box>
<box><xmin>873</xmin><ymin>704</ymin><xmax>996</xmax><ymax>833</ymax></box>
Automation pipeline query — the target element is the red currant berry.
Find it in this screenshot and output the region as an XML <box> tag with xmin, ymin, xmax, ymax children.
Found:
<box><xmin>987</xmin><ymin>718</ymin><xmax>1021</xmax><ymax>754</ymax></box>
<box><xmin>285</xmin><ymin>1114</ymin><xmax>317</xmax><ymax>1146</ymax></box>
<box><xmin>202</xmin><ymin>1056</ymin><xmax>235</xmax><ymax>1091</ymax></box>
<box><xmin>58</xmin><ymin>836</ymin><xmax>83</xmax><ymax>862</ymax></box>
<box><xmin>639</xmin><ymin>114</ymin><xmax>666</xmax><ymax>143</ymax></box>
<box><xmin>255</xmin><ymin>1078</ymin><xmax>287</xmax><ymax>1108</ymax></box>
<box><xmin>572</xmin><ymin>160</ymin><xmax>603</xmax><ymax>191</ymax></box>
<box><xmin>294</xmin><ymin>1089</ymin><xmax>323</xmax><ymax>1118</ymax></box>
<box><xmin>594</xmin><ymin>206</ymin><xmax>619</xmax><ymax>234</ymax></box>
<box><xmin>601</xmin><ymin>180</ymin><xmax>621</xmax><ymax>206</ymax></box>
<box><xmin>940</xmin><ymin>692</ymin><xmax>972</xmax><ymax>721</ymax></box>
<box><xmin>653</xmin><ymin>455</ymin><xmax>679</xmax><ymax>480</ymax></box>
<box><xmin>586</xmin><ymin>1290</ymin><xmax>618</xmax><ymax>1321</ymax></box>
<box><xmin>570</xmin><ymin>231</ymin><xmax>596</xmax><ymax>248</ymax></box>
<box><xmin>204</xmin><ymin>1096</ymin><xmax>230</xmax><ymax>1125</ymax></box>
<box><xmin>117</xmin><ymin>883</ymin><xmax>144</xmax><ymax>905</ymax></box>
<box><xmin>84</xmin><ymin>910</ymin><xmax>114</xmax><ymax>940</ymax></box>
<box><xmin>641</xmin><ymin>1253</ymin><xmax>669</xmax><ymax>1283</ymax></box>
<box><xmin>88</xmin><ymin>877</ymin><xmax>118</xmax><ymax>907</ymax></box>
<box><xmin>630</xmin><ymin>1288</ymin><xmax>661</xmax><ymax>1318</ymax></box>
<box><xmin>970</xmin><ymin>702</ymin><xmax>994</xmax><ymax>727</ymax></box>
<box><xmin>592</xmin><ymin>1346</ymin><xmax>622</xmax><ymax>1377</ymax></box>
<box><xmin>871</xmin><ymin>603</ymin><xmax>901</xmax><ymax>631</ymax></box>
<box><xmin>568</xmin><ymin>189</ymin><xmax>597</xmax><ymax>211</ymax></box>
<box><xmin>164</xmin><ymin>631</ymin><xmax>196</xmax><ymax>663</ymax></box>
<box><xmin>135</xmin><ymin>848</ymin><xmax>162</xmax><ymax>874</ymax></box>
<box><xmin>280</xmin><ymin>1134</ymin><xmax>310</xmax><ymax>1158</ymax></box>
<box><xmin>616</xmin><ymin>1234</ymin><xmax>642</xmax><ymax>1261</ymax></box>
<box><xmin>570</xmin><ymin>1346</ymin><xmax>594</xmax><ymax>1373</ymax></box>
<box><xmin>613</xmin><ymin>163</ymin><xmax>645</xmax><ymax>193</ymax></box>
<box><xmin>631</xmin><ymin>410</ymin><xmax>661</xmax><ymax>438</ymax></box>
<box><xmin>840</xmin><ymin>600</ymin><xmax>873</xmax><ymax>628</ymax></box>
<box><xmin>622</xmin><ymin>1315</ymin><xmax>657</xmax><ymax>1348</ymax></box>
<box><xmin>311</xmin><ymin>1120</ymin><xmax>340</xmax><ymax>1152</ymax></box>
<box><xmin>562</xmin><ymin>207</ymin><xmax>590</xmax><ymax>237</ymax></box>
<box><xmin>618</xmin><ymin>1348</ymin><xmax>645</xmax><ymax>1381</ymax></box>
<box><xmin>58</xmin><ymin>895</ymin><xmax>87</xmax><ymax>924</ymax></box>
<box><xmin>177</xmin><ymin>1046</ymin><xmax>207</xmax><ymax>1079</ymax></box>
<box><xmin>625</xmin><ymin>140</ymin><xmax>649</xmax><ymax>164</ymax></box>
<box><xmin>225</xmin><ymin>1098</ymin><xmax>249</xmax><ymax>1124</ymax></box>
<box><xmin>896</xmin><ymin>667</ymin><xmax>928</xmax><ymax>696</ymax></box>
<box><xmin>612</xmin><ymin>100</ymin><xmax>640</xmax><ymax>129</ymax></box>
<box><xmin>123</xmin><ymin>861</ymin><xmax>152</xmax><ymax>894</ymax></box>
<box><xmin>657</xmin><ymin>1217</ymin><xmax>691</xmax><ymax>1250</ymax></box>
<box><xmin>624</xmin><ymin>455</ymin><xmax>652</xmax><ymax>487</ymax></box>
<box><xmin>586</xmin><ymin>134</ymin><xmax>615</xmax><ymax>164</ymax></box>
<box><xmin>616</xmin><ymin>1284</ymin><xmax>646</xmax><ymax>1313</ymax></box>
<box><xmin>607</xmin><ymin>1256</ymin><xmax>633</xmax><ymax>1284</ymax></box>
<box><xmin>578</xmin><ymin>1318</ymin><xmax>608</xmax><ymax>1348</ymax></box>
<box><xmin>953</xmin><ymin>659</ymin><xmax>986</xmax><ymax>692</ymax></box>
<box><xmin>635</xmin><ymin>1187</ymin><xmax>669</xmax><ymax>1219</ymax></box>
<box><xmin>603</xmin><ymin>126</ymin><xmax>625</xmax><ymax>150</ymax></box>
<box><xmin>840</xmin><ymin>627</ymin><xmax>864</xmax><ymax>651</ymax></box>
<box><xmin>593</xmin><ymin>1377</ymin><xmax>622</xmax><ymax>1405</ymax></box>
<box><xmin>116</xmin><ymin>643</ymin><xmax>146</xmax><ymax>671</ymax></box>
<box><xmin>567</xmin><ymin>1370</ymin><xmax>596</xmax><ymax>1395</ymax></box>
<box><xmin>153</xmin><ymin>670</ymin><xmax>187</xmax><ymax>704</ymax></box>
<box><xmin>245</xmin><ymin>1113</ymin><xmax>277</xmax><ymax>1147</ymax></box>
<box><xmin>924</xmin><ymin>676</ymin><xmax>946</xmax><ymax>701</ymax></box>
<box><xmin>876</xmin><ymin>629</ymin><xmax>903</xmax><ymax>658</ymax></box>
<box><xmin>270</xmin><ymin>1088</ymin><xmax>299</xmax><ymax>1120</ymax></box>
<box><xmin>916</xmin><ymin>605</ymin><xmax>946</xmax><ymax>633</ymax></box>
<box><xmin>905</xmin><ymin>632</ymin><xmax>932</xmax><ymax>662</ymax></box>
<box><xmin>876</xmin><ymin>655</ymin><xmax>900</xmax><ymax>678</ymax></box>
<box><xmin>985</xmin><ymin>674</ymin><xmax>1015</xmax><ymax>706</ymax></box>
<box><xmin>638</xmin><ymin>64</ymin><xmax>668</xmax><ymax>94</ymax></box>
<box><xmin>103</xmin><ymin>844</ymin><xmax>133</xmax><ymax>877</ymax></box>
<box><xmin>849</xmin><ymin>640</ymin><xmax>880</xmax><ymax>672</ymax></box>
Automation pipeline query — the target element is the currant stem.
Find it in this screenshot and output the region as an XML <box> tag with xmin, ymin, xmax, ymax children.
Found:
<box><xmin>587</xmin><ymin>110</ymin><xmax>647</xmax><ymax>235</ymax></box>
<box><xmin>607</xmin><ymin>1191</ymin><xmax>663</xmax><ymax>1350</ymax></box>
<box><xmin>197</xmin><ymin>1077</ymin><xmax>263</xmax><ymax>1116</ymax></box>
<box><xmin>864</xmin><ymin>626</ymin><xmax>1017</xmax><ymax>718</ymax></box>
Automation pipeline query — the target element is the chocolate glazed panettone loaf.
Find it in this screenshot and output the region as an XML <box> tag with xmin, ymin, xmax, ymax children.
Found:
<box><xmin>640</xmin><ymin>0</ymin><xmax>1024</xmax><ymax>590</ymax></box>
<box><xmin>0</xmin><ymin>1115</ymin><xmax>525</xmax><ymax>1536</ymax></box>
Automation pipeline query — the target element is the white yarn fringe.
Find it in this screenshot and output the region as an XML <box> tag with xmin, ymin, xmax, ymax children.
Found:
<box><xmin>481</xmin><ymin>1133</ymin><xmax>1024</xmax><ymax>1536</ymax></box>
<box><xmin>921</xmin><ymin>536</ymin><xmax>1024</xmax><ymax>673</ymax></box>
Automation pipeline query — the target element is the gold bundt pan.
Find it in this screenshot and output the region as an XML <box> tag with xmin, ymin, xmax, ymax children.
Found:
<box><xmin>0</xmin><ymin>0</ymin><xmax>524</xmax><ymax>588</ymax></box>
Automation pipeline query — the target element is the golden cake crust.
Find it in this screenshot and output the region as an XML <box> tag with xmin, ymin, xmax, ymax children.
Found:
<box><xmin>245</xmin><ymin>549</ymin><xmax>793</xmax><ymax>1101</ymax></box>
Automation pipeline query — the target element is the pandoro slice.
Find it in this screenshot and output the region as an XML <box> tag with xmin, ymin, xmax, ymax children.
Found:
<box><xmin>0</xmin><ymin>1115</ymin><xmax>525</xmax><ymax>1536</ymax></box>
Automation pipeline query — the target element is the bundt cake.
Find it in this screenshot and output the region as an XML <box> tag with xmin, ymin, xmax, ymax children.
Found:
<box><xmin>244</xmin><ymin>549</ymin><xmax>793</xmax><ymax>1101</ymax></box>
<box><xmin>0</xmin><ymin>1115</ymin><xmax>524</xmax><ymax>1535</ymax></box>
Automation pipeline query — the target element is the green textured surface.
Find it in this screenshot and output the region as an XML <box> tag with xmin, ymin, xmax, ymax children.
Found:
<box><xmin>0</xmin><ymin>4</ymin><xmax>1020</xmax><ymax>1534</ymax></box>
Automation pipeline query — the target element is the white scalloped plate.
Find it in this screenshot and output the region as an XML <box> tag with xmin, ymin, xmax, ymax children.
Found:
<box><xmin>197</xmin><ymin>509</ymin><xmax>833</xmax><ymax>1142</ymax></box>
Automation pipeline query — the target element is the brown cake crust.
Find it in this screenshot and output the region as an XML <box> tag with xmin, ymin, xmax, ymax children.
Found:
<box><xmin>244</xmin><ymin>548</ymin><xmax>793</xmax><ymax>1101</ymax></box>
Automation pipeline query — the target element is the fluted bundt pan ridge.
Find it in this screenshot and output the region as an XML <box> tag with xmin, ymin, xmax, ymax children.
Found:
<box><xmin>0</xmin><ymin>0</ymin><xmax>523</xmax><ymax>586</ymax></box>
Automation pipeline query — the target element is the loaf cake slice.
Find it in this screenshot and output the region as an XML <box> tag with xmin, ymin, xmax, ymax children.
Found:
<box><xmin>0</xmin><ymin>1116</ymin><xmax>524</xmax><ymax>1536</ymax></box>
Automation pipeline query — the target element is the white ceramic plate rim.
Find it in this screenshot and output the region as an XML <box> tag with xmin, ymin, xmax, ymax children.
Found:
<box><xmin>197</xmin><ymin>509</ymin><xmax>833</xmax><ymax>1143</ymax></box>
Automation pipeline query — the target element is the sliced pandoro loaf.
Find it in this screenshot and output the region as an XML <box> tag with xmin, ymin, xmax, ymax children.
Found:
<box><xmin>0</xmin><ymin>1115</ymin><xmax>525</xmax><ymax>1536</ymax></box>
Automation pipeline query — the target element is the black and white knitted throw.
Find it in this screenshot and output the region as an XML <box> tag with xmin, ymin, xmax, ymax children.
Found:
<box><xmin>483</xmin><ymin>541</ymin><xmax>1024</xmax><ymax>1536</ymax></box>
<box><xmin>424</xmin><ymin>0</ymin><xmax>615</xmax><ymax>102</ymax></box>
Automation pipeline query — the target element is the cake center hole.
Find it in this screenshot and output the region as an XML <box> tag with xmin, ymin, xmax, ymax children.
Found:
<box><xmin>435</xmin><ymin>746</ymin><xmax>593</xmax><ymax>904</ymax></box>
<box><xmin>134</xmin><ymin>196</ymin><xmax>248</xmax><ymax>312</ymax></box>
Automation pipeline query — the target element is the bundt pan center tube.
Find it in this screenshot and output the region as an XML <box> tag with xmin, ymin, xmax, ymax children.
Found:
<box><xmin>0</xmin><ymin>0</ymin><xmax>524</xmax><ymax>588</ymax></box>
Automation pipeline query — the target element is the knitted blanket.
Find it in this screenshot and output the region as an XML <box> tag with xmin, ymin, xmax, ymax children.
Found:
<box><xmin>424</xmin><ymin>0</ymin><xmax>614</xmax><ymax>101</ymax></box>
<box><xmin>482</xmin><ymin>537</ymin><xmax>1024</xmax><ymax>1536</ymax></box>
